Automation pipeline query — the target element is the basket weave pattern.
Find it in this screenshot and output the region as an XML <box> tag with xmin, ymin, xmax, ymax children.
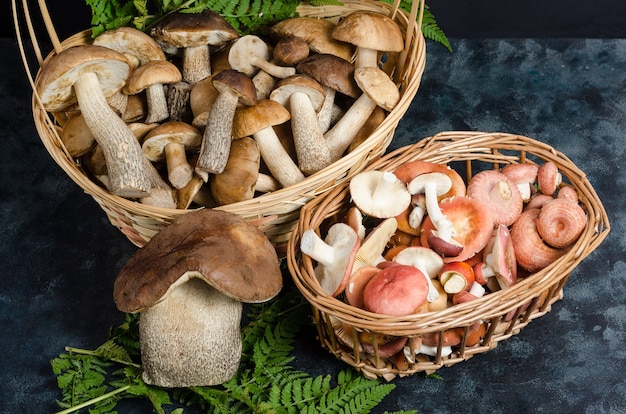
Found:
<box><xmin>13</xmin><ymin>0</ymin><xmax>426</xmax><ymax>249</ymax></box>
<box><xmin>287</xmin><ymin>131</ymin><xmax>610</xmax><ymax>380</ymax></box>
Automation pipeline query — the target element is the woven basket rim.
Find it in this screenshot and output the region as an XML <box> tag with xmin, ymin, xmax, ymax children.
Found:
<box><xmin>287</xmin><ymin>131</ymin><xmax>611</xmax><ymax>335</ymax></box>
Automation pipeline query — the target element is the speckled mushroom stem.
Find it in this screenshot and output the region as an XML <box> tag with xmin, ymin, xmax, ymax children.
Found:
<box><xmin>289</xmin><ymin>91</ymin><xmax>332</xmax><ymax>175</ymax></box>
<box><xmin>144</xmin><ymin>83</ymin><xmax>169</xmax><ymax>123</ymax></box>
<box><xmin>182</xmin><ymin>45</ymin><xmax>211</xmax><ymax>84</ymax></box>
<box><xmin>73</xmin><ymin>71</ymin><xmax>151</xmax><ymax>198</ymax></box>
<box><xmin>195</xmin><ymin>90</ymin><xmax>238</xmax><ymax>176</ymax></box>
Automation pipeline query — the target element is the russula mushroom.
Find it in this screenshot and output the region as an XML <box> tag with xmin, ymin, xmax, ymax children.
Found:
<box><xmin>331</xmin><ymin>10</ymin><xmax>404</xmax><ymax>68</ymax></box>
<box><xmin>210</xmin><ymin>137</ymin><xmax>260</xmax><ymax>205</ymax></box>
<box><xmin>419</xmin><ymin>196</ymin><xmax>494</xmax><ymax>263</ymax></box>
<box><xmin>300</xmin><ymin>223</ymin><xmax>360</xmax><ymax>297</ymax></box>
<box><xmin>113</xmin><ymin>209</ymin><xmax>282</xmax><ymax>387</ymax></box>
<box><xmin>500</xmin><ymin>162</ymin><xmax>539</xmax><ymax>201</ymax></box>
<box><xmin>325</xmin><ymin>67</ymin><xmax>400</xmax><ymax>161</ymax></box>
<box><xmin>438</xmin><ymin>261</ymin><xmax>475</xmax><ymax>295</ymax></box>
<box><xmin>537</xmin><ymin>161</ymin><xmax>562</xmax><ymax>195</ymax></box>
<box><xmin>228</xmin><ymin>35</ymin><xmax>296</xmax><ymax>79</ymax></box>
<box><xmin>344</xmin><ymin>266</ymin><xmax>381</xmax><ymax>308</ymax></box>
<box><xmin>536</xmin><ymin>198</ymin><xmax>587</xmax><ymax>248</ymax></box>
<box><xmin>150</xmin><ymin>10</ymin><xmax>239</xmax><ymax>84</ymax></box>
<box><xmin>270</xmin><ymin>17</ymin><xmax>354</xmax><ymax>62</ymax></box>
<box><xmin>362</xmin><ymin>264</ymin><xmax>429</xmax><ymax>316</ymax></box>
<box><xmin>394</xmin><ymin>160</ymin><xmax>467</xmax><ymax>198</ymax></box>
<box><xmin>475</xmin><ymin>223</ymin><xmax>517</xmax><ymax>290</ymax></box>
<box><xmin>231</xmin><ymin>99</ymin><xmax>305</xmax><ymax>188</ymax></box>
<box><xmin>352</xmin><ymin>217</ymin><xmax>398</xmax><ymax>272</ymax></box>
<box><xmin>391</xmin><ymin>246</ymin><xmax>445</xmax><ymax>303</ymax></box>
<box><xmin>123</xmin><ymin>60</ymin><xmax>182</xmax><ymax>123</ymax></box>
<box><xmin>37</xmin><ymin>45</ymin><xmax>153</xmax><ymax>197</ymax></box>
<box><xmin>142</xmin><ymin>121</ymin><xmax>202</xmax><ymax>189</ymax></box>
<box><xmin>407</xmin><ymin>172</ymin><xmax>458</xmax><ymax>253</ymax></box>
<box><xmin>467</xmin><ymin>169</ymin><xmax>523</xmax><ymax>227</ymax></box>
<box><xmin>510</xmin><ymin>208</ymin><xmax>566</xmax><ymax>272</ymax></box>
<box><xmin>296</xmin><ymin>54</ymin><xmax>360</xmax><ymax>133</ymax></box>
<box><xmin>195</xmin><ymin>69</ymin><xmax>257</xmax><ymax>176</ymax></box>
<box><xmin>349</xmin><ymin>170</ymin><xmax>411</xmax><ymax>218</ymax></box>
<box><xmin>269</xmin><ymin>74</ymin><xmax>331</xmax><ymax>175</ymax></box>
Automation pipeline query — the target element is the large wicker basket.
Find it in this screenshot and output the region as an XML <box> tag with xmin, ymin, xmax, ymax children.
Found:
<box><xmin>12</xmin><ymin>0</ymin><xmax>426</xmax><ymax>250</ymax></box>
<box><xmin>287</xmin><ymin>131</ymin><xmax>610</xmax><ymax>380</ymax></box>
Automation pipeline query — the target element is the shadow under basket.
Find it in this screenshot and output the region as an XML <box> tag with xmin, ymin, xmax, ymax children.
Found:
<box><xmin>12</xmin><ymin>0</ymin><xmax>426</xmax><ymax>251</ymax></box>
<box><xmin>287</xmin><ymin>131</ymin><xmax>610</xmax><ymax>381</ymax></box>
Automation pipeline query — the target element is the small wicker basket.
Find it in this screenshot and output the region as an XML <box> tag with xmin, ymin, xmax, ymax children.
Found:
<box><xmin>287</xmin><ymin>131</ymin><xmax>610</xmax><ymax>380</ymax></box>
<box><xmin>12</xmin><ymin>0</ymin><xmax>426</xmax><ymax>250</ymax></box>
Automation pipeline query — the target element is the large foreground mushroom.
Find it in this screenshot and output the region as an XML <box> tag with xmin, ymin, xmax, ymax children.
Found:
<box><xmin>113</xmin><ymin>209</ymin><xmax>282</xmax><ymax>387</ymax></box>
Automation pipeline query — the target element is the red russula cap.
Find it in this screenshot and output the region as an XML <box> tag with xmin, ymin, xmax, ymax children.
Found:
<box><xmin>467</xmin><ymin>170</ymin><xmax>523</xmax><ymax>227</ymax></box>
<box><xmin>362</xmin><ymin>264</ymin><xmax>428</xmax><ymax>316</ymax></box>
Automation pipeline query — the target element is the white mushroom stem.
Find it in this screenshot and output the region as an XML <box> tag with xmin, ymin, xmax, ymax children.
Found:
<box><xmin>255</xmin><ymin>173</ymin><xmax>280</xmax><ymax>193</ymax></box>
<box><xmin>73</xmin><ymin>71</ymin><xmax>151</xmax><ymax>198</ymax></box>
<box><xmin>290</xmin><ymin>91</ymin><xmax>332</xmax><ymax>175</ymax></box>
<box><xmin>252</xmin><ymin>70</ymin><xmax>277</xmax><ymax>100</ymax></box>
<box><xmin>468</xmin><ymin>281</ymin><xmax>486</xmax><ymax>298</ymax></box>
<box><xmin>355</xmin><ymin>47</ymin><xmax>379</xmax><ymax>69</ymax></box>
<box><xmin>253</xmin><ymin>127</ymin><xmax>305</xmax><ymax>188</ymax></box>
<box><xmin>182</xmin><ymin>45</ymin><xmax>211</xmax><ymax>84</ymax></box>
<box><xmin>324</xmin><ymin>93</ymin><xmax>378</xmax><ymax>161</ymax></box>
<box><xmin>164</xmin><ymin>142</ymin><xmax>193</xmax><ymax>189</ymax></box>
<box><xmin>195</xmin><ymin>90</ymin><xmax>238</xmax><ymax>176</ymax></box>
<box><xmin>317</xmin><ymin>87</ymin><xmax>336</xmax><ymax>133</ymax></box>
<box><xmin>423</xmin><ymin>181</ymin><xmax>455</xmax><ymax>241</ymax></box>
<box><xmin>300</xmin><ymin>230</ymin><xmax>335</xmax><ymax>267</ymax></box>
<box><xmin>145</xmin><ymin>83</ymin><xmax>169</xmax><ymax>123</ymax></box>
<box><xmin>253</xmin><ymin>58</ymin><xmax>296</xmax><ymax>79</ymax></box>
<box><xmin>408</xmin><ymin>195</ymin><xmax>427</xmax><ymax>229</ymax></box>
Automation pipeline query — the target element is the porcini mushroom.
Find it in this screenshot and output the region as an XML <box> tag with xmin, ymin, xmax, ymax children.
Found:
<box><xmin>296</xmin><ymin>54</ymin><xmax>360</xmax><ymax>132</ymax></box>
<box><xmin>331</xmin><ymin>10</ymin><xmax>404</xmax><ymax>68</ymax></box>
<box><xmin>270</xmin><ymin>74</ymin><xmax>331</xmax><ymax>175</ymax></box>
<box><xmin>113</xmin><ymin>209</ymin><xmax>282</xmax><ymax>387</ymax></box>
<box><xmin>228</xmin><ymin>35</ymin><xmax>296</xmax><ymax>79</ymax></box>
<box><xmin>142</xmin><ymin>121</ymin><xmax>202</xmax><ymax>189</ymax></box>
<box><xmin>123</xmin><ymin>60</ymin><xmax>182</xmax><ymax>123</ymax></box>
<box><xmin>210</xmin><ymin>137</ymin><xmax>260</xmax><ymax>205</ymax></box>
<box><xmin>231</xmin><ymin>99</ymin><xmax>305</xmax><ymax>188</ymax></box>
<box><xmin>93</xmin><ymin>26</ymin><xmax>166</xmax><ymax>66</ymax></box>
<box><xmin>195</xmin><ymin>69</ymin><xmax>257</xmax><ymax>176</ymax></box>
<box><xmin>37</xmin><ymin>45</ymin><xmax>153</xmax><ymax>197</ymax></box>
<box><xmin>270</xmin><ymin>17</ymin><xmax>354</xmax><ymax>62</ymax></box>
<box><xmin>324</xmin><ymin>67</ymin><xmax>400</xmax><ymax>161</ymax></box>
<box><xmin>150</xmin><ymin>10</ymin><xmax>239</xmax><ymax>84</ymax></box>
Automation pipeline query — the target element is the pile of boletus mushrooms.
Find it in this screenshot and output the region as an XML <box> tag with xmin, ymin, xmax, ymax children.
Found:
<box><xmin>300</xmin><ymin>159</ymin><xmax>587</xmax><ymax>358</ymax></box>
<box><xmin>36</xmin><ymin>9</ymin><xmax>406</xmax><ymax>209</ymax></box>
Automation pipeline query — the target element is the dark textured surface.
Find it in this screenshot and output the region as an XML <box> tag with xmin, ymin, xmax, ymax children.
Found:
<box><xmin>1</xmin><ymin>37</ymin><xmax>624</xmax><ymax>413</ymax></box>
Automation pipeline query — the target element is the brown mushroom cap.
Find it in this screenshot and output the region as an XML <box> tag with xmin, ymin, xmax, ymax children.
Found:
<box><xmin>150</xmin><ymin>10</ymin><xmax>238</xmax><ymax>49</ymax></box>
<box><xmin>232</xmin><ymin>99</ymin><xmax>291</xmax><ymax>138</ymax></box>
<box><xmin>142</xmin><ymin>121</ymin><xmax>202</xmax><ymax>161</ymax></box>
<box><xmin>114</xmin><ymin>209</ymin><xmax>282</xmax><ymax>312</ymax></box>
<box><xmin>270</xmin><ymin>17</ymin><xmax>355</xmax><ymax>61</ymax></box>
<box><xmin>296</xmin><ymin>54</ymin><xmax>360</xmax><ymax>98</ymax></box>
<box><xmin>123</xmin><ymin>60</ymin><xmax>182</xmax><ymax>95</ymax></box>
<box><xmin>331</xmin><ymin>11</ymin><xmax>404</xmax><ymax>53</ymax></box>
